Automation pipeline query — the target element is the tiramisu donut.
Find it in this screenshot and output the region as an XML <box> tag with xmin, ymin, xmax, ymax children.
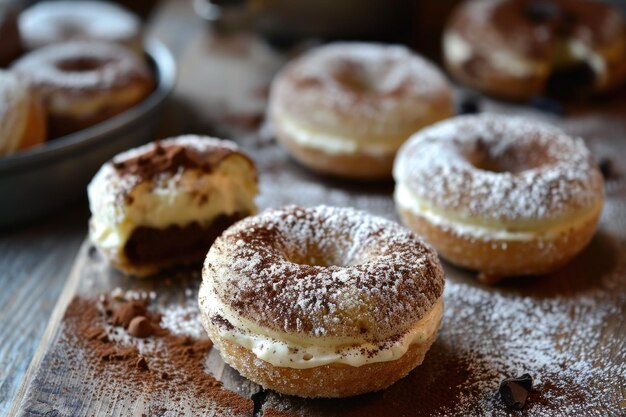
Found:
<box><xmin>269</xmin><ymin>42</ymin><xmax>454</xmax><ymax>179</ymax></box>
<box><xmin>393</xmin><ymin>114</ymin><xmax>604</xmax><ymax>283</ymax></box>
<box><xmin>199</xmin><ymin>205</ymin><xmax>445</xmax><ymax>398</ymax></box>
<box><xmin>0</xmin><ymin>0</ymin><xmax>22</xmax><ymax>67</ymax></box>
<box><xmin>443</xmin><ymin>0</ymin><xmax>626</xmax><ymax>99</ymax></box>
<box><xmin>88</xmin><ymin>136</ymin><xmax>258</xmax><ymax>277</ymax></box>
<box><xmin>0</xmin><ymin>70</ymin><xmax>46</xmax><ymax>156</ymax></box>
<box><xmin>19</xmin><ymin>1</ymin><xmax>141</xmax><ymax>52</ymax></box>
<box><xmin>12</xmin><ymin>41</ymin><xmax>154</xmax><ymax>138</ymax></box>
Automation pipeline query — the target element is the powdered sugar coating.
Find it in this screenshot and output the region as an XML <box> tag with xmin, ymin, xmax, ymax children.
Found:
<box><xmin>12</xmin><ymin>41</ymin><xmax>151</xmax><ymax>96</ymax></box>
<box><xmin>269</xmin><ymin>42</ymin><xmax>452</xmax><ymax>135</ymax></box>
<box><xmin>394</xmin><ymin>114</ymin><xmax>604</xmax><ymax>222</ymax></box>
<box><xmin>203</xmin><ymin>205</ymin><xmax>444</xmax><ymax>341</ymax></box>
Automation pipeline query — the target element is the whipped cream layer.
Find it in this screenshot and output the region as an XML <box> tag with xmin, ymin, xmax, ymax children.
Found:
<box><xmin>88</xmin><ymin>154</ymin><xmax>257</xmax><ymax>256</ymax></box>
<box><xmin>395</xmin><ymin>183</ymin><xmax>601</xmax><ymax>241</ymax></box>
<box><xmin>274</xmin><ymin>112</ymin><xmax>411</xmax><ymax>156</ymax></box>
<box><xmin>200</xmin><ymin>279</ymin><xmax>443</xmax><ymax>369</ymax></box>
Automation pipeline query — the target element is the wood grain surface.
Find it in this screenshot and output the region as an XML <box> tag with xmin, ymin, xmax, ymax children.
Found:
<box><xmin>7</xmin><ymin>0</ymin><xmax>626</xmax><ymax>415</ymax></box>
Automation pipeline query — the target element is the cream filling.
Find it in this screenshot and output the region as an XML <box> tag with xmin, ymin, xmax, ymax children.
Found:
<box><xmin>274</xmin><ymin>112</ymin><xmax>407</xmax><ymax>156</ymax></box>
<box><xmin>200</xmin><ymin>281</ymin><xmax>443</xmax><ymax>369</ymax></box>
<box><xmin>395</xmin><ymin>183</ymin><xmax>600</xmax><ymax>241</ymax></box>
<box><xmin>88</xmin><ymin>158</ymin><xmax>257</xmax><ymax>255</ymax></box>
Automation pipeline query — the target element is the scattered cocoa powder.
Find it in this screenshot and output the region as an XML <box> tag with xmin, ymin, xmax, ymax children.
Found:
<box><xmin>62</xmin><ymin>295</ymin><xmax>253</xmax><ymax>416</ymax></box>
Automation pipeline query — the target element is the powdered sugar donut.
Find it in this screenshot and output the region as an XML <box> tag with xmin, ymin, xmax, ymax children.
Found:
<box><xmin>393</xmin><ymin>114</ymin><xmax>604</xmax><ymax>283</ymax></box>
<box><xmin>443</xmin><ymin>0</ymin><xmax>626</xmax><ymax>99</ymax></box>
<box><xmin>19</xmin><ymin>1</ymin><xmax>141</xmax><ymax>52</ymax></box>
<box><xmin>269</xmin><ymin>42</ymin><xmax>454</xmax><ymax>179</ymax></box>
<box><xmin>199</xmin><ymin>205</ymin><xmax>445</xmax><ymax>397</ymax></box>
<box><xmin>12</xmin><ymin>41</ymin><xmax>153</xmax><ymax>137</ymax></box>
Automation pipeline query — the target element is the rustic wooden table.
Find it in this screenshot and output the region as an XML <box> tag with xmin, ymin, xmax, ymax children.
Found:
<box><xmin>2</xmin><ymin>0</ymin><xmax>626</xmax><ymax>416</ymax></box>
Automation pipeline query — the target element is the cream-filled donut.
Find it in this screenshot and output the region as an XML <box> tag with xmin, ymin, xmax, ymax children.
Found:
<box><xmin>393</xmin><ymin>114</ymin><xmax>604</xmax><ymax>283</ymax></box>
<box><xmin>12</xmin><ymin>41</ymin><xmax>154</xmax><ymax>138</ymax></box>
<box><xmin>200</xmin><ymin>205</ymin><xmax>445</xmax><ymax>397</ymax></box>
<box><xmin>269</xmin><ymin>42</ymin><xmax>454</xmax><ymax>179</ymax></box>
<box><xmin>19</xmin><ymin>1</ymin><xmax>141</xmax><ymax>52</ymax></box>
<box><xmin>0</xmin><ymin>70</ymin><xmax>46</xmax><ymax>156</ymax></box>
<box><xmin>443</xmin><ymin>0</ymin><xmax>626</xmax><ymax>99</ymax></box>
<box><xmin>88</xmin><ymin>136</ymin><xmax>258</xmax><ymax>277</ymax></box>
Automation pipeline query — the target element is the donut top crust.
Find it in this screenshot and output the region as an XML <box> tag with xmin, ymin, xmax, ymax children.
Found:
<box><xmin>448</xmin><ymin>0</ymin><xmax>625</xmax><ymax>59</ymax></box>
<box><xmin>203</xmin><ymin>205</ymin><xmax>445</xmax><ymax>341</ymax></box>
<box><xmin>270</xmin><ymin>42</ymin><xmax>452</xmax><ymax>135</ymax></box>
<box><xmin>19</xmin><ymin>1</ymin><xmax>140</xmax><ymax>50</ymax></box>
<box><xmin>12</xmin><ymin>41</ymin><xmax>152</xmax><ymax>96</ymax></box>
<box><xmin>394</xmin><ymin>114</ymin><xmax>604</xmax><ymax>223</ymax></box>
<box><xmin>93</xmin><ymin>135</ymin><xmax>254</xmax><ymax>205</ymax></box>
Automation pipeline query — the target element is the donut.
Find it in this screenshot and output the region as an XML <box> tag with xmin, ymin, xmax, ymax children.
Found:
<box><xmin>18</xmin><ymin>1</ymin><xmax>141</xmax><ymax>52</ymax></box>
<box><xmin>12</xmin><ymin>41</ymin><xmax>154</xmax><ymax>138</ymax></box>
<box><xmin>268</xmin><ymin>42</ymin><xmax>454</xmax><ymax>179</ymax></box>
<box><xmin>443</xmin><ymin>0</ymin><xmax>626</xmax><ymax>99</ymax></box>
<box><xmin>0</xmin><ymin>70</ymin><xmax>46</xmax><ymax>156</ymax></box>
<box><xmin>199</xmin><ymin>205</ymin><xmax>445</xmax><ymax>398</ymax></box>
<box><xmin>88</xmin><ymin>136</ymin><xmax>258</xmax><ymax>277</ymax></box>
<box><xmin>0</xmin><ymin>0</ymin><xmax>21</xmax><ymax>67</ymax></box>
<box><xmin>393</xmin><ymin>114</ymin><xmax>604</xmax><ymax>284</ymax></box>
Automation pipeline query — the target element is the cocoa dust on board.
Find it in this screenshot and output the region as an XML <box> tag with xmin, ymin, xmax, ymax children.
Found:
<box><xmin>60</xmin><ymin>291</ymin><xmax>252</xmax><ymax>416</ymax></box>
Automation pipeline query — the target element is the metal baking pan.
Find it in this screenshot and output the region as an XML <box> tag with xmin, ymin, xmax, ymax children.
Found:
<box><xmin>0</xmin><ymin>39</ymin><xmax>176</xmax><ymax>229</ymax></box>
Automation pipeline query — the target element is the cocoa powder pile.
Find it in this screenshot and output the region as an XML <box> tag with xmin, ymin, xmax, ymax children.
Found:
<box><xmin>62</xmin><ymin>292</ymin><xmax>253</xmax><ymax>416</ymax></box>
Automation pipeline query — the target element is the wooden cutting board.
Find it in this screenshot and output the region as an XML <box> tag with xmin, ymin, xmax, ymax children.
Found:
<box><xmin>10</xmin><ymin>0</ymin><xmax>626</xmax><ymax>415</ymax></box>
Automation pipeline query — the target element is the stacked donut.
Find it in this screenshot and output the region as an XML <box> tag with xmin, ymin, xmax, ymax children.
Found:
<box><xmin>0</xmin><ymin>1</ymin><xmax>153</xmax><ymax>157</ymax></box>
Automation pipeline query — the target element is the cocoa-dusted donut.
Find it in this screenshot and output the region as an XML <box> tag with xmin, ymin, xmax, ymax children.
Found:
<box><xmin>12</xmin><ymin>41</ymin><xmax>154</xmax><ymax>138</ymax></box>
<box><xmin>443</xmin><ymin>0</ymin><xmax>626</xmax><ymax>99</ymax></box>
<box><xmin>88</xmin><ymin>136</ymin><xmax>258</xmax><ymax>277</ymax></box>
<box><xmin>393</xmin><ymin>114</ymin><xmax>604</xmax><ymax>283</ymax></box>
<box><xmin>0</xmin><ymin>70</ymin><xmax>46</xmax><ymax>156</ymax></box>
<box><xmin>19</xmin><ymin>1</ymin><xmax>141</xmax><ymax>52</ymax></box>
<box><xmin>199</xmin><ymin>205</ymin><xmax>445</xmax><ymax>398</ymax></box>
<box><xmin>269</xmin><ymin>42</ymin><xmax>454</xmax><ymax>179</ymax></box>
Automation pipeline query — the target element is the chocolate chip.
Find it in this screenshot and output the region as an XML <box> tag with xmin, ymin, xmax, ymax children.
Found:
<box><xmin>500</xmin><ymin>373</ymin><xmax>533</xmax><ymax>410</ymax></box>
<box><xmin>598</xmin><ymin>158</ymin><xmax>616</xmax><ymax>179</ymax></box>
<box><xmin>529</xmin><ymin>96</ymin><xmax>564</xmax><ymax>116</ymax></box>
<box><xmin>136</xmin><ymin>356</ymin><xmax>149</xmax><ymax>371</ymax></box>
<box><xmin>111</xmin><ymin>301</ymin><xmax>147</xmax><ymax>328</ymax></box>
<box><xmin>526</xmin><ymin>1</ymin><xmax>561</xmax><ymax>22</ymax></box>
<box><xmin>161</xmin><ymin>371</ymin><xmax>170</xmax><ymax>380</ymax></box>
<box><xmin>128</xmin><ymin>316</ymin><xmax>154</xmax><ymax>338</ymax></box>
<box><xmin>457</xmin><ymin>95</ymin><xmax>481</xmax><ymax>115</ymax></box>
<box><xmin>546</xmin><ymin>62</ymin><xmax>596</xmax><ymax>97</ymax></box>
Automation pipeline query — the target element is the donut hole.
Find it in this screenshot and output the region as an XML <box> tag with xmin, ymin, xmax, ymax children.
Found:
<box><xmin>56</xmin><ymin>57</ymin><xmax>106</xmax><ymax>72</ymax></box>
<box><xmin>465</xmin><ymin>138</ymin><xmax>550</xmax><ymax>174</ymax></box>
<box><xmin>333</xmin><ymin>62</ymin><xmax>375</xmax><ymax>93</ymax></box>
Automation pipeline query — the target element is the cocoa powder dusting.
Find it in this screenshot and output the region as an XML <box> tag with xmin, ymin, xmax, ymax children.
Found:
<box><xmin>62</xmin><ymin>295</ymin><xmax>253</xmax><ymax>416</ymax></box>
